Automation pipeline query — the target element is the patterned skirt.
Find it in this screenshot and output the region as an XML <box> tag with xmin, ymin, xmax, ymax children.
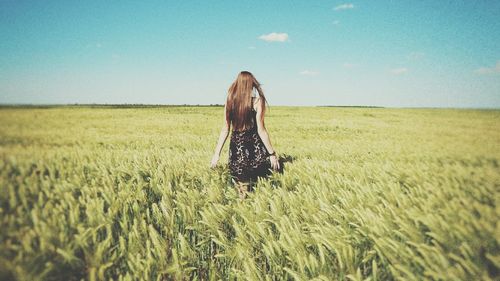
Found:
<box><xmin>228</xmin><ymin>126</ymin><xmax>272</xmax><ymax>183</ymax></box>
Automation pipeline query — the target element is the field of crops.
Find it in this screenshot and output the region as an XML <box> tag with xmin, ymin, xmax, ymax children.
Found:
<box><xmin>0</xmin><ymin>105</ymin><xmax>498</xmax><ymax>280</ymax></box>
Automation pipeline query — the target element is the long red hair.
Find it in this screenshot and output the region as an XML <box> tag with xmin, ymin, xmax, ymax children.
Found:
<box><xmin>226</xmin><ymin>71</ymin><xmax>268</xmax><ymax>131</ymax></box>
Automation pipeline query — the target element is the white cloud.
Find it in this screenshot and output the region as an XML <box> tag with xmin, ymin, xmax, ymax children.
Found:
<box><xmin>474</xmin><ymin>61</ymin><xmax>500</xmax><ymax>75</ymax></box>
<box><xmin>334</xmin><ymin>3</ymin><xmax>354</xmax><ymax>11</ymax></box>
<box><xmin>343</xmin><ymin>63</ymin><xmax>358</xmax><ymax>68</ymax></box>
<box><xmin>391</xmin><ymin>68</ymin><xmax>408</xmax><ymax>75</ymax></box>
<box><xmin>332</xmin><ymin>20</ymin><xmax>340</xmax><ymax>25</ymax></box>
<box><xmin>299</xmin><ymin>70</ymin><xmax>319</xmax><ymax>76</ymax></box>
<box><xmin>258</xmin><ymin>32</ymin><xmax>289</xmax><ymax>42</ymax></box>
<box><xmin>248</xmin><ymin>46</ymin><xmax>256</xmax><ymax>50</ymax></box>
<box><xmin>85</xmin><ymin>42</ymin><xmax>103</xmax><ymax>49</ymax></box>
<box><xmin>408</xmin><ymin>52</ymin><xmax>425</xmax><ymax>60</ymax></box>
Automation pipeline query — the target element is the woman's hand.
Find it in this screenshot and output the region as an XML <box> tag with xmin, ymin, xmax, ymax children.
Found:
<box><xmin>269</xmin><ymin>154</ymin><xmax>280</xmax><ymax>170</ymax></box>
<box><xmin>210</xmin><ymin>154</ymin><xmax>219</xmax><ymax>168</ymax></box>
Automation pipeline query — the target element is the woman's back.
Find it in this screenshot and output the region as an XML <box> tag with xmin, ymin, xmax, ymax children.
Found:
<box><xmin>232</xmin><ymin>90</ymin><xmax>260</xmax><ymax>132</ymax></box>
<box><xmin>211</xmin><ymin>70</ymin><xmax>280</xmax><ymax>199</ymax></box>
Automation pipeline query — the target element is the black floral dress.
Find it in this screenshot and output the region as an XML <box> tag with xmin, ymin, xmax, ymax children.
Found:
<box><xmin>228</xmin><ymin>108</ymin><xmax>272</xmax><ymax>183</ymax></box>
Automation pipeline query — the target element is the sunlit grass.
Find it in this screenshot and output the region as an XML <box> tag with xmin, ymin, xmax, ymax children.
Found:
<box><xmin>0</xmin><ymin>106</ymin><xmax>498</xmax><ymax>280</ymax></box>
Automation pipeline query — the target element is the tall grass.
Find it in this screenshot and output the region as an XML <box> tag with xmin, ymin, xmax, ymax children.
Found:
<box><xmin>0</xmin><ymin>106</ymin><xmax>498</xmax><ymax>280</ymax></box>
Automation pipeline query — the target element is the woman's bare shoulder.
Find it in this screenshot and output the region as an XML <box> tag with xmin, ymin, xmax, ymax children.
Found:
<box><xmin>252</xmin><ymin>96</ymin><xmax>261</xmax><ymax>109</ymax></box>
<box><xmin>252</xmin><ymin>88</ymin><xmax>258</xmax><ymax>98</ymax></box>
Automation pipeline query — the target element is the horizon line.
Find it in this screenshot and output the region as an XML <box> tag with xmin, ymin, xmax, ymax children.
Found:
<box><xmin>0</xmin><ymin>103</ymin><xmax>499</xmax><ymax>110</ymax></box>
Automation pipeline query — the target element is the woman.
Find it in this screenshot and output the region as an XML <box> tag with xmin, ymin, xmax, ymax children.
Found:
<box><xmin>210</xmin><ymin>71</ymin><xmax>280</xmax><ymax>199</ymax></box>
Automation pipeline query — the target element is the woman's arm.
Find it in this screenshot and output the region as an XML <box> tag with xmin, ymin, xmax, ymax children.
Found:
<box><xmin>255</xmin><ymin>99</ymin><xmax>280</xmax><ymax>170</ymax></box>
<box><xmin>211</xmin><ymin>103</ymin><xmax>230</xmax><ymax>167</ymax></box>
<box><xmin>255</xmin><ymin>99</ymin><xmax>276</xmax><ymax>154</ymax></box>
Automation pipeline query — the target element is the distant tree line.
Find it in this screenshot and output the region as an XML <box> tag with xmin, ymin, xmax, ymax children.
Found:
<box><xmin>0</xmin><ymin>103</ymin><xmax>225</xmax><ymax>109</ymax></box>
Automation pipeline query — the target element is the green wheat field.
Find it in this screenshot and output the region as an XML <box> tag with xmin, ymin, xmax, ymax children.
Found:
<box><xmin>0</xmin><ymin>105</ymin><xmax>498</xmax><ymax>281</ymax></box>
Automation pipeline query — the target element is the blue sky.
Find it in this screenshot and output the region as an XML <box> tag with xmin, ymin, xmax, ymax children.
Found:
<box><xmin>1</xmin><ymin>1</ymin><xmax>499</xmax><ymax>107</ymax></box>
